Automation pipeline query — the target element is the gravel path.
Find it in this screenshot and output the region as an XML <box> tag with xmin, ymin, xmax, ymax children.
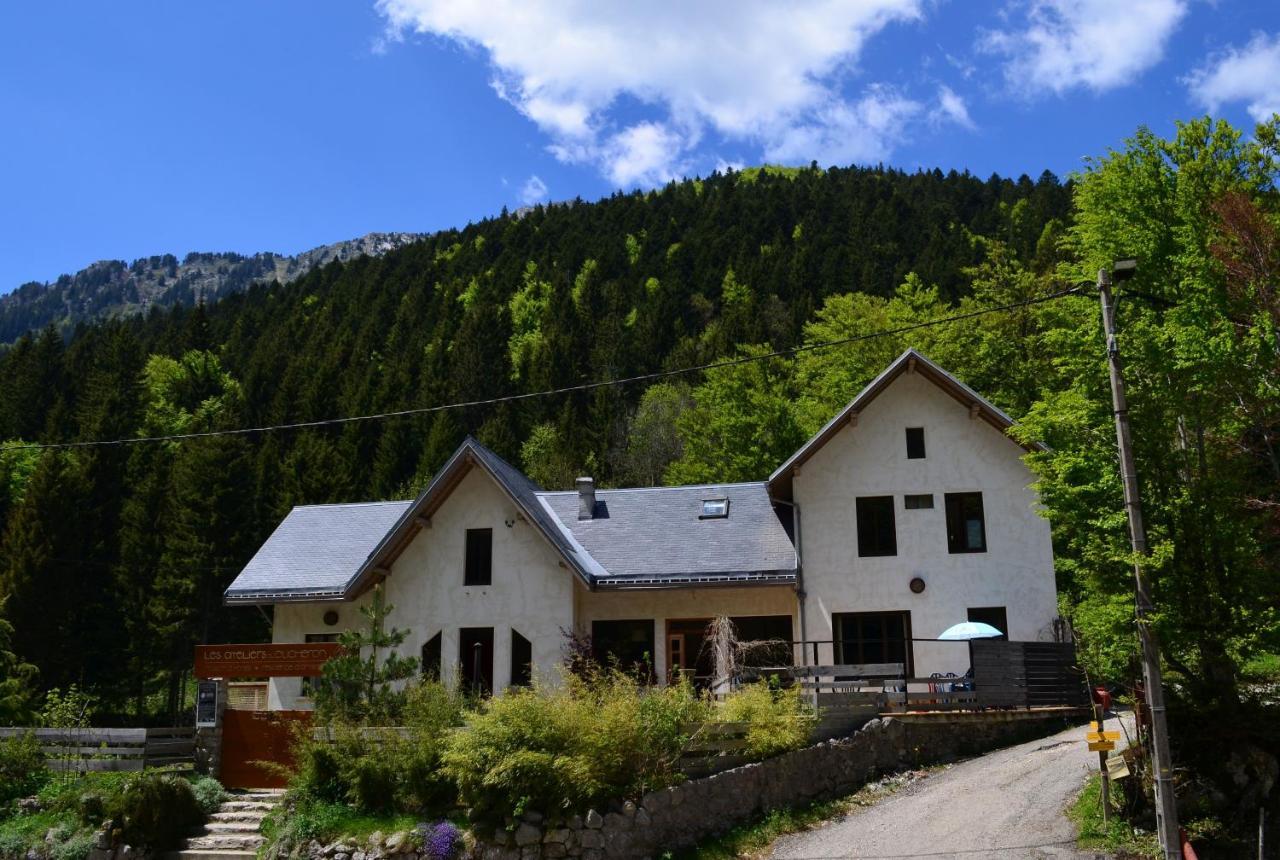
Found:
<box><xmin>770</xmin><ymin>716</ymin><xmax>1133</xmax><ymax>860</ymax></box>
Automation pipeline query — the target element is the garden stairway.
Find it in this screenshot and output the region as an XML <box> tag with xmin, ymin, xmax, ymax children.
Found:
<box><xmin>170</xmin><ymin>789</ymin><xmax>284</xmax><ymax>860</ymax></box>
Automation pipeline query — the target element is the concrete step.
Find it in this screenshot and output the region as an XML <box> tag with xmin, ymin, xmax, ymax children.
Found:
<box><xmin>182</xmin><ymin>835</ymin><xmax>265</xmax><ymax>852</ymax></box>
<box><xmin>165</xmin><ymin>850</ymin><xmax>258</xmax><ymax>860</ymax></box>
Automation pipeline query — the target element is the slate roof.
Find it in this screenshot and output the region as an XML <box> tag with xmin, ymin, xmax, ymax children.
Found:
<box><xmin>224</xmin><ymin>500</ymin><xmax>411</xmax><ymax>603</ymax></box>
<box><xmin>536</xmin><ymin>482</ymin><xmax>797</xmax><ymax>588</ymax></box>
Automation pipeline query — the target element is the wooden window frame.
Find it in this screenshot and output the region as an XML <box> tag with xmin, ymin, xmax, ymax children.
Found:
<box><xmin>944</xmin><ymin>492</ymin><xmax>987</xmax><ymax>553</ymax></box>
<box><xmin>464</xmin><ymin>527</ymin><xmax>493</xmax><ymax>586</ymax></box>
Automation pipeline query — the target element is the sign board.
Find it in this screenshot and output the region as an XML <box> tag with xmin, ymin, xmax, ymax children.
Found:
<box><xmin>195</xmin><ymin>643</ymin><xmax>344</xmax><ymax>679</ymax></box>
<box><xmin>1088</xmin><ymin>740</ymin><xmax>1116</xmax><ymax>752</ymax></box>
<box><xmin>1106</xmin><ymin>753</ymin><xmax>1131</xmax><ymax>781</ymax></box>
<box><xmin>1086</xmin><ymin>731</ymin><xmax>1121</xmax><ymax>742</ymax></box>
<box><xmin>195</xmin><ymin>679</ymin><xmax>219</xmax><ymax>728</ymax></box>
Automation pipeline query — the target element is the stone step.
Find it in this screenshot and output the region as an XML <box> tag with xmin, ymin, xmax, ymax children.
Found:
<box><xmin>216</xmin><ymin>800</ymin><xmax>277</xmax><ymax>813</ymax></box>
<box><xmin>209</xmin><ymin>811</ymin><xmax>269</xmax><ymax>824</ymax></box>
<box><xmin>201</xmin><ymin>821</ymin><xmax>264</xmax><ymax>835</ymax></box>
<box><xmin>182</xmin><ymin>835</ymin><xmax>265</xmax><ymax>851</ymax></box>
<box><xmin>165</xmin><ymin>850</ymin><xmax>258</xmax><ymax>860</ymax></box>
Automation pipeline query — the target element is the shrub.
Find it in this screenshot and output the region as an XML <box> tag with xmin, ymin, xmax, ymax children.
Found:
<box><xmin>105</xmin><ymin>773</ymin><xmax>202</xmax><ymax>850</ymax></box>
<box><xmin>717</xmin><ymin>681</ymin><xmax>815</xmax><ymax>759</ymax></box>
<box><xmin>441</xmin><ymin>672</ymin><xmax>709</xmax><ymax>821</ymax></box>
<box><xmin>397</xmin><ymin>682</ymin><xmax>466</xmax><ymax>811</ymax></box>
<box><xmin>346</xmin><ymin>745</ymin><xmax>398</xmax><ymax>814</ymax></box>
<box><xmin>48</xmin><ymin>829</ymin><xmax>95</xmax><ymax>860</ymax></box>
<box><xmin>0</xmin><ymin>730</ymin><xmax>49</xmax><ymax>807</ymax></box>
<box><xmin>189</xmin><ymin>776</ymin><xmax>227</xmax><ymax>815</ymax></box>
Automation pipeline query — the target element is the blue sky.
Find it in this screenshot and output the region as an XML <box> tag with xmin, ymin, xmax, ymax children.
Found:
<box><xmin>2</xmin><ymin>0</ymin><xmax>1278</xmax><ymax>292</ymax></box>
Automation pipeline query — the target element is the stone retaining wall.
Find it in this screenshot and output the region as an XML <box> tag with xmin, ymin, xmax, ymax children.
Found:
<box><xmin>469</xmin><ymin>711</ymin><xmax>1077</xmax><ymax>860</ymax></box>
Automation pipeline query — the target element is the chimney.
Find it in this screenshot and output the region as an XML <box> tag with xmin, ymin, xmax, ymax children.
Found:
<box><xmin>577</xmin><ymin>477</ymin><xmax>596</xmax><ymax>520</ymax></box>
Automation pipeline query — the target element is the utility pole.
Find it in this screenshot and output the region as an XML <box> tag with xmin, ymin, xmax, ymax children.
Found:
<box><xmin>1097</xmin><ymin>264</ymin><xmax>1181</xmax><ymax>859</ymax></box>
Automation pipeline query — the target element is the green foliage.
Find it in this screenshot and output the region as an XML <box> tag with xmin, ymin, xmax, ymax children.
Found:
<box><xmin>0</xmin><ymin>597</ymin><xmax>37</xmax><ymax>725</ymax></box>
<box><xmin>314</xmin><ymin>585</ymin><xmax>418</xmax><ymax>724</ymax></box>
<box><xmin>1067</xmin><ymin>775</ymin><xmax>1159</xmax><ymax>858</ymax></box>
<box><xmin>0</xmin><ymin>731</ymin><xmax>48</xmax><ymax>807</ymax></box>
<box><xmin>441</xmin><ymin>673</ymin><xmax>709</xmax><ymax>821</ymax></box>
<box><xmin>40</xmin><ymin>686</ymin><xmax>95</xmax><ymax>729</ymax></box>
<box><xmin>105</xmin><ymin>773</ymin><xmax>202</xmax><ymax>850</ymax></box>
<box><xmin>291</xmin><ymin>681</ymin><xmax>466</xmax><ymax>815</ymax></box>
<box><xmin>261</xmin><ymin>796</ymin><xmax>419</xmax><ymax>853</ymax></box>
<box><xmin>188</xmin><ymin>776</ymin><xmax>226</xmax><ymax>816</ymax></box>
<box><xmin>716</xmin><ymin>682</ymin><xmax>814</xmax><ymax>759</ymax></box>
<box><xmin>665</xmin><ymin>346</ymin><xmax>804</xmax><ymax>484</ymax></box>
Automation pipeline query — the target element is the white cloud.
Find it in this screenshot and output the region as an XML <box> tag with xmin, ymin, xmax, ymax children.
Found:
<box><xmin>981</xmin><ymin>0</ymin><xmax>1187</xmax><ymax>96</ymax></box>
<box><xmin>1186</xmin><ymin>32</ymin><xmax>1280</xmax><ymax>122</ymax></box>
<box><xmin>765</xmin><ymin>87</ymin><xmax>922</xmax><ymax>166</ymax></box>
<box><xmin>519</xmin><ymin>174</ymin><xmax>549</xmax><ymax>206</ymax></box>
<box><xmin>375</xmin><ymin>0</ymin><xmax>926</xmax><ymax>184</ymax></box>
<box><xmin>930</xmin><ymin>85</ymin><xmax>975</xmax><ymax>129</ymax></box>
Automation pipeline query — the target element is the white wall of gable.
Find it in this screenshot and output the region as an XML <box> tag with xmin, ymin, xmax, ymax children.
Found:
<box><xmin>383</xmin><ymin>465</ymin><xmax>575</xmax><ymax>691</ymax></box>
<box><xmin>267</xmin><ymin>465</ymin><xmax>576</xmax><ymax>709</ymax></box>
<box><xmin>793</xmin><ymin>371</ymin><xmax>1057</xmax><ymax>676</ymax></box>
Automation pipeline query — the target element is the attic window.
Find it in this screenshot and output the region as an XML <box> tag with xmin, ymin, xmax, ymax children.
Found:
<box><xmin>700</xmin><ymin>498</ymin><xmax>730</xmax><ymax>519</ymax></box>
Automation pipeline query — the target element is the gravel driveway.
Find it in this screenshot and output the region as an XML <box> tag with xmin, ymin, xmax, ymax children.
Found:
<box><xmin>770</xmin><ymin>716</ymin><xmax>1133</xmax><ymax>859</ymax></box>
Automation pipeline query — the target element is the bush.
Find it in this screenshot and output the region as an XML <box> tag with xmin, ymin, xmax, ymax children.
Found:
<box><xmin>441</xmin><ymin>672</ymin><xmax>709</xmax><ymax>821</ymax></box>
<box><xmin>106</xmin><ymin>773</ymin><xmax>202</xmax><ymax>850</ymax></box>
<box><xmin>189</xmin><ymin>776</ymin><xmax>227</xmax><ymax>815</ymax></box>
<box><xmin>290</xmin><ymin>681</ymin><xmax>466</xmax><ymax>815</ymax></box>
<box><xmin>0</xmin><ymin>731</ymin><xmax>49</xmax><ymax>807</ymax></box>
<box><xmin>716</xmin><ymin>681</ymin><xmax>815</xmax><ymax>759</ymax></box>
<box><xmin>416</xmin><ymin>821</ymin><xmax>461</xmax><ymax>860</ymax></box>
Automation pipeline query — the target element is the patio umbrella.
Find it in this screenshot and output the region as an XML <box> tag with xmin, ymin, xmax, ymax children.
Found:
<box><xmin>937</xmin><ymin>621</ymin><xmax>1003</xmax><ymax>640</ymax></box>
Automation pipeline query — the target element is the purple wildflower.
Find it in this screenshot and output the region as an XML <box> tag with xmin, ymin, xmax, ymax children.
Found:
<box><xmin>416</xmin><ymin>821</ymin><xmax>461</xmax><ymax>860</ymax></box>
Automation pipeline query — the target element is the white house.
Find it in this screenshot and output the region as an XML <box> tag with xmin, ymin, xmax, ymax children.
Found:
<box><xmin>223</xmin><ymin>349</ymin><xmax>1059</xmax><ymax>710</ymax></box>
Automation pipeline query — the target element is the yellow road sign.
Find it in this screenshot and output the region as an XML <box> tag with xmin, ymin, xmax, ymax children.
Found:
<box><xmin>1086</xmin><ymin>731</ymin><xmax>1121</xmax><ymax>742</ymax></box>
<box><xmin>1090</xmin><ymin>721</ymin><xmax>1101</xmax><ymax>731</ymax></box>
<box><xmin>1088</xmin><ymin>740</ymin><xmax>1116</xmax><ymax>752</ymax></box>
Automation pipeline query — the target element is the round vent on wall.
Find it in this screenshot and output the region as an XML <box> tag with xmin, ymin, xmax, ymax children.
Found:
<box><xmin>323</xmin><ymin>610</ymin><xmax>340</xmax><ymax>626</ymax></box>
<box><xmin>909</xmin><ymin>577</ymin><xmax>926</xmax><ymax>594</ymax></box>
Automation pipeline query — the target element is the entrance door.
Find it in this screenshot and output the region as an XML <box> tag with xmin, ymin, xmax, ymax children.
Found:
<box><xmin>667</xmin><ymin>634</ymin><xmax>686</xmax><ymax>684</ymax></box>
<box><xmin>666</xmin><ymin>619</ymin><xmax>714</xmax><ymax>688</ymax></box>
<box><xmin>459</xmin><ymin>627</ymin><xmax>494</xmax><ymax>695</ymax></box>
<box><xmin>221</xmin><ymin>709</ymin><xmax>310</xmax><ymax>789</ymax></box>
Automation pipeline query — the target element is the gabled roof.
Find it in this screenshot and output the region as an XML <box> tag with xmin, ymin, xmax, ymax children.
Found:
<box><xmin>768</xmin><ymin>348</ymin><xmax>1047</xmax><ymax>495</ymax></box>
<box><xmin>343</xmin><ymin>437</ymin><xmax>605</xmax><ymax>599</ymax></box>
<box><xmin>536</xmin><ymin>482</ymin><xmax>797</xmax><ymax>588</ymax></box>
<box><xmin>224</xmin><ymin>501</ymin><xmax>411</xmax><ymax>604</ymax></box>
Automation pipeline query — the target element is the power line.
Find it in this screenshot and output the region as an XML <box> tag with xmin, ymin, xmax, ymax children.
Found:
<box><xmin>8</xmin><ymin>286</ymin><xmax>1084</xmax><ymax>452</ymax></box>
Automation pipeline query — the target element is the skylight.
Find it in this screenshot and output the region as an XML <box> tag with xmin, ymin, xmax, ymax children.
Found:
<box><xmin>701</xmin><ymin>498</ymin><xmax>729</xmax><ymax>518</ymax></box>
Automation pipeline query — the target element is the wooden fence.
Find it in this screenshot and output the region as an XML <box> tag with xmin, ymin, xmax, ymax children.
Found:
<box><xmin>0</xmin><ymin>727</ymin><xmax>196</xmax><ymax>772</ymax></box>
<box><xmin>969</xmin><ymin>640</ymin><xmax>1088</xmax><ymax>709</ymax></box>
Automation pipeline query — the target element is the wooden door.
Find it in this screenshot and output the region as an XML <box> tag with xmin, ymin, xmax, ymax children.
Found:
<box><xmin>221</xmin><ymin>709</ymin><xmax>310</xmax><ymax>789</ymax></box>
<box><xmin>667</xmin><ymin>634</ymin><xmax>686</xmax><ymax>684</ymax></box>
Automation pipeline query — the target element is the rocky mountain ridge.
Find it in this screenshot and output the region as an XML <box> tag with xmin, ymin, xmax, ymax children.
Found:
<box><xmin>0</xmin><ymin>231</ymin><xmax>426</xmax><ymax>342</ymax></box>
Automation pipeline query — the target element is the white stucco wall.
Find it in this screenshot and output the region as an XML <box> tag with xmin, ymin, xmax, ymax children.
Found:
<box><xmin>792</xmin><ymin>371</ymin><xmax>1058</xmax><ymax>677</ymax></box>
<box><xmin>268</xmin><ymin>466</ymin><xmax>577</xmax><ymax>708</ymax></box>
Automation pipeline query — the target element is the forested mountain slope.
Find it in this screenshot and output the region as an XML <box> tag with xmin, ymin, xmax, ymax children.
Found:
<box><xmin>0</xmin><ymin>163</ymin><xmax>1075</xmax><ymax>715</ymax></box>
<box><xmin>0</xmin><ymin>232</ymin><xmax>426</xmax><ymax>343</ymax></box>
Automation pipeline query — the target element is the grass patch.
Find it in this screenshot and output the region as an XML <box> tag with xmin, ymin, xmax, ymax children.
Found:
<box><xmin>1241</xmin><ymin>651</ymin><xmax>1280</xmax><ymax>683</ymax></box>
<box><xmin>0</xmin><ymin>810</ymin><xmax>88</xmax><ymax>860</ymax></box>
<box><xmin>1067</xmin><ymin>775</ymin><xmax>1159</xmax><ymax>859</ymax></box>
<box><xmin>261</xmin><ymin>797</ymin><xmax>421</xmax><ymax>851</ymax></box>
<box><xmin>672</xmin><ymin>769</ymin><xmax>929</xmax><ymax>860</ymax></box>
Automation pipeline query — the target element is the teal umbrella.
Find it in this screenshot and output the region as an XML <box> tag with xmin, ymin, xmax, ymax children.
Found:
<box><xmin>938</xmin><ymin>621</ymin><xmax>1003</xmax><ymax>640</ymax></box>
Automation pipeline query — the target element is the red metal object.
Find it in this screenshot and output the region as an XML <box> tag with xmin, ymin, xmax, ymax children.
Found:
<box><xmin>1091</xmin><ymin>685</ymin><xmax>1113</xmax><ymax>713</ymax></box>
<box><xmin>221</xmin><ymin>709</ymin><xmax>311</xmax><ymax>789</ymax></box>
<box><xmin>1180</xmin><ymin>827</ymin><xmax>1197</xmax><ymax>859</ymax></box>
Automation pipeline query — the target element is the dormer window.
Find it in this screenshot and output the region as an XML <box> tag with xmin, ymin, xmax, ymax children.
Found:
<box><xmin>700</xmin><ymin>498</ymin><xmax>729</xmax><ymax>518</ymax></box>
